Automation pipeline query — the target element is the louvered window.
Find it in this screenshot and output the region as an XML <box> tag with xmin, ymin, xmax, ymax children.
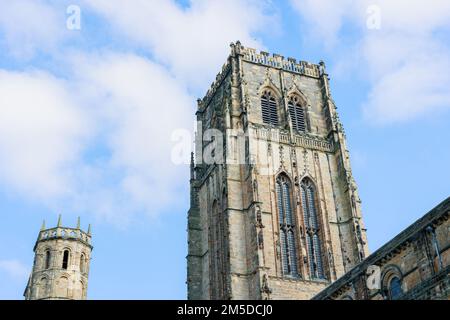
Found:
<box><xmin>301</xmin><ymin>179</ymin><xmax>325</xmax><ymax>279</ymax></box>
<box><xmin>288</xmin><ymin>96</ymin><xmax>306</xmax><ymax>132</ymax></box>
<box><xmin>276</xmin><ymin>175</ymin><xmax>298</xmax><ymax>277</ymax></box>
<box><xmin>261</xmin><ymin>90</ymin><xmax>279</xmax><ymax>126</ymax></box>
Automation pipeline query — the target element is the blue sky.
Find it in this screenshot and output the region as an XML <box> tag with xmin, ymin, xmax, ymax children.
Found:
<box><xmin>0</xmin><ymin>0</ymin><xmax>449</xmax><ymax>299</ymax></box>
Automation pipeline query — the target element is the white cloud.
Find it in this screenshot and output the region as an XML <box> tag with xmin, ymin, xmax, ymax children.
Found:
<box><xmin>363</xmin><ymin>50</ymin><xmax>450</xmax><ymax>124</ymax></box>
<box><xmin>83</xmin><ymin>0</ymin><xmax>277</xmax><ymax>88</ymax></box>
<box><xmin>0</xmin><ymin>52</ymin><xmax>194</xmax><ymax>225</ymax></box>
<box><xmin>69</xmin><ymin>52</ymin><xmax>194</xmax><ymax>222</ymax></box>
<box><xmin>290</xmin><ymin>0</ymin><xmax>450</xmax><ymax>124</ymax></box>
<box><xmin>0</xmin><ymin>0</ymin><xmax>276</xmax><ymax>225</ymax></box>
<box><xmin>0</xmin><ymin>259</ymin><xmax>29</xmax><ymax>280</ymax></box>
<box><xmin>0</xmin><ymin>0</ymin><xmax>63</xmax><ymax>59</ymax></box>
<box><xmin>0</xmin><ymin>69</ymin><xmax>89</xmax><ymax>200</ymax></box>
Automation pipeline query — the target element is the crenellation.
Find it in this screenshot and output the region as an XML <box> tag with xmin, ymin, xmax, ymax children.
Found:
<box><xmin>24</xmin><ymin>216</ymin><xmax>92</xmax><ymax>300</ymax></box>
<box><xmin>188</xmin><ymin>42</ymin><xmax>368</xmax><ymax>300</ymax></box>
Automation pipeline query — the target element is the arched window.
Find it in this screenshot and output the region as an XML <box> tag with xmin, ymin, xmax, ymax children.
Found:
<box><xmin>44</xmin><ymin>250</ymin><xmax>51</xmax><ymax>269</ymax></box>
<box><xmin>261</xmin><ymin>90</ymin><xmax>279</xmax><ymax>126</ymax></box>
<box><xmin>276</xmin><ymin>175</ymin><xmax>298</xmax><ymax>277</ymax></box>
<box><xmin>288</xmin><ymin>95</ymin><xmax>306</xmax><ymax>132</ymax></box>
<box><xmin>62</xmin><ymin>250</ymin><xmax>70</xmax><ymax>270</ymax></box>
<box><xmin>80</xmin><ymin>253</ymin><xmax>86</xmax><ymax>273</ymax></box>
<box><xmin>301</xmin><ymin>178</ymin><xmax>325</xmax><ymax>279</ymax></box>
<box><xmin>389</xmin><ymin>277</ymin><xmax>403</xmax><ymax>300</ymax></box>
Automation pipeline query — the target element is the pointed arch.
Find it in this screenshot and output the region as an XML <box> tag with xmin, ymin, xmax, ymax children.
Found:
<box><xmin>286</xmin><ymin>84</ymin><xmax>309</xmax><ymax>107</ymax></box>
<box><xmin>288</xmin><ymin>94</ymin><xmax>307</xmax><ymax>133</ymax></box>
<box><xmin>276</xmin><ymin>174</ymin><xmax>299</xmax><ymax>277</ymax></box>
<box><xmin>260</xmin><ymin>88</ymin><xmax>279</xmax><ymax>126</ymax></box>
<box><xmin>300</xmin><ymin>177</ymin><xmax>325</xmax><ymax>279</ymax></box>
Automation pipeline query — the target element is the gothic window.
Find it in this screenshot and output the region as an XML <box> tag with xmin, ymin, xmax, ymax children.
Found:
<box><xmin>301</xmin><ymin>178</ymin><xmax>325</xmax><ymax>279</ymax></box>
<box><xmin>276</xmin><ymin>175</ymin><xmax>299</xmax><ymax>277</ymax></box>
<box><xmin>288</xmin><ymin>95</ymin><xmax>306</xmax><ymax>132</ymax></box>
<box><xmin>80</xmin><ymin>253</ymin><xmax>86</xmax><ymax>273</ymax></box>
<box><xmin>62</xmin><ymin>250</ymin><xmax>70</xmax><ymax>270</ymax></box>
<box><xmin>261</xmin><ymin>90</ymin><xmax>279</xmax><ymax>126</ymax></box>
<box><xmin>389</xmin><ymin>277</ymin><xmax>403</xmax><ymax>300</ymax></box>
<box><xmin>44</xmin><ymin>250</ymin><xmax>51</xmax><ymax>269</ymax></box>
<box><xmin>210</xmin><ymin>200</ymin><xmax>226</xmax><ymax>299</ymax></box>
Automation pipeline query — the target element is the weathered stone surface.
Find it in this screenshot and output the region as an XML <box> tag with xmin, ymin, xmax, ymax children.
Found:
<box><xmin>313</xmin><ymin>197</ymin><xmax>450</xmax><ymax>300</ymax></box>
<box><xmin>24</xmin><ymin>219</ymin><xmax>92</xmax><ymax>300</ymax></box>
<box><xmin>187</xmin><ymin>43</ymin><xmax>368</xmax><ymax>300</ymax></box>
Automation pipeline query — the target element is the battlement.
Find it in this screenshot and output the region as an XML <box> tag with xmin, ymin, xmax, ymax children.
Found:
<box><xmin>199</xmin><ymin>59</ymin><xmax>232</xmax><ymax>109</ymax></box>
<box><xmin>198</xmin><ymin>41</ymin><xmax>324</xmax><ymax>109</ymax></box>
<box><xmin>35</xmin><ymin>215</ymin><xmax>92</xmax><ymax>249</ymax></box>
<box><xmin>237</xmin><ymin>43</ymin><xmax>322</xmax><ymax>78</ymax></box>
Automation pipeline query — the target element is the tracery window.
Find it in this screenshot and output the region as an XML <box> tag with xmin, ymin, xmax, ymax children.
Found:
<box><xmin>288</xmin><ymin>95</ymin><xmax>306</xmax><ymax>132</ymax></box>
<box><xmin>276</xmin><ymin>175</ymin><xmax>299</xmax><ymax>277</ymax></box>
<box><xmin>300</xmin><ymin>178</ymin><xmax>325</xmax><ymax>279</ymax></box>
<box><xmin>261</xmin><ymin>90</ymin><xmax>279</xmax><ymax>126</ymax></box>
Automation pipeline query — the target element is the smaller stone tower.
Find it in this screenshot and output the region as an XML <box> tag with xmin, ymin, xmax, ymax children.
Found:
<box><xmin>24</xmin><ymin>215</ymin><xmax>93</xmax><ymax>300</ymax></box>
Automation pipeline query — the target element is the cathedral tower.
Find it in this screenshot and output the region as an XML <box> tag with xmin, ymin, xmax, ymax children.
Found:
<box><xmin>187</xmin><ymin>42</ymin><xmax>369</xmax><ymax>300</ymax></box>
<box><xmin>24</xmin><ymin>216</ymin><xmax>93</xmax><ymax>300</ymax></box>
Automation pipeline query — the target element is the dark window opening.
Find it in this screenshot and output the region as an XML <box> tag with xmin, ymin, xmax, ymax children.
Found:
<box><xmin>389</xmin><ymin>277</ymin><xmax>403</xmax><ymax>300</ymax></box>
<box><xmin>288</xmin><ymin>96</ymin><xmax>306</xmax><ymax>132</ymax></box>
<box><xmin>62</xmin><ymin>250</ymin><xmax>69</xmax><ymax>270</ymax></box>
<box><xmin>45</xmin><ymin>251</ymin><xmax>51</xmax><ymax>269</ymax></box>
<box><xmin>261</xmin><ymin>90</ymin><xmax>279</xmax><ymax>126</ymax></box>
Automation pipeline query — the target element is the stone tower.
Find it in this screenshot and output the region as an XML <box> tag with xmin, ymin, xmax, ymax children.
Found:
<box><xmin>24</xmin><ymin>216</ymin><xmax>93</xmax><ymax>300</ymax></box>
<box><xmin>187</xmin><ymin>42</ymin><xmax>369</xmax><ymax>300</ymax></box>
